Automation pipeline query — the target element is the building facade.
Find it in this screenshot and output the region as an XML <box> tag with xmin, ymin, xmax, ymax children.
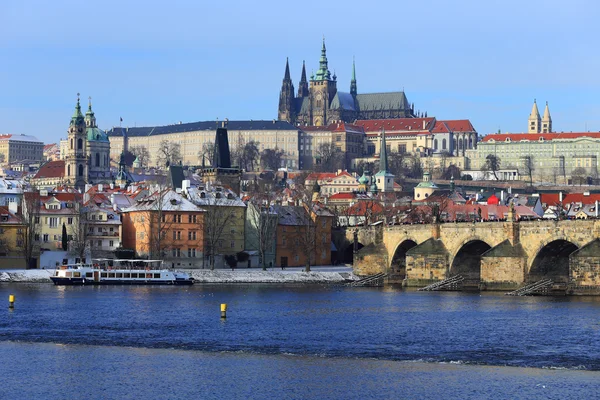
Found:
<box><xmin>107</xmin><ymin>120</ymin><xmax>302</xmax><ymax>169</ymax></box>
<box><xmin>278</xmin><ymin>40</ymin><xmax>414</xmax><ymax>127</ymax></box>
<box><xmin>0</xmin><ymin>134</ymin><xmax>44</xmax><ymax>164</ymax></box>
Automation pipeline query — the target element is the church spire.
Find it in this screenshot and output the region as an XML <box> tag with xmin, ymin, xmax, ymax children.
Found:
<box><xmin>350</xmin><ymin>57</ymin><xmax>357</xmax><ymax>97</ymax></box>
<box><xmin>278</xmin><ymin>58</ymin><xmax>295</xmax><ymax>123</ymax></box>
<box><xmin>379</xmin><ymin>129</ymin><xmax>389</xmax><ymax>173</ymax></box>
<box><xmin>85</xmin><ymin>96</ymin><xmax>97</xmax><ymax>128</ymax></box>
<box><xmin>542</xmin><ymin>101</ymin><xmax>552</xmax><ymax>133</ymax></box>
<box><xmin>70</xmin><ymin>93</ymin><xmax>84</xmax><ymax>126</ymax></box>
<box><xmin>314</xmin><ymin>37</ymin><xmax>331</xmax><ymax>81</ymax></box>
<box><xmin>528</xmin><ymin>99</ymin><xmax>541</xmax><ymax>133</ymax></box>
<box><xmin>298</xmin><ymin>60</ymin><xmax>309</xmax><ymax>97</ymax></box>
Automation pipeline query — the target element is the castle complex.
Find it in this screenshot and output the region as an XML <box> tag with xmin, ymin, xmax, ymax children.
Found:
<box><xmin>278</xmin><ymin>40</ymin><xmax>414</xmax><ymax>126</ymax></box>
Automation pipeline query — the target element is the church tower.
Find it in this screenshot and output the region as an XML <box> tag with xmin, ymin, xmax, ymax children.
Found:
<box><xmin>541</xmin><ymin>101</ymin><xmax>552</xmax><ymax>133</ymax></box>
<box><xmin>85</xmin><ymin>97</ymin><xmax>111</xmax><ymax>183</ymax></box>
<box><xmin>65</xmin><ymin>94</ymin><xmax>88</xmax><ymax>189</ymax></box>
<box><xmin>350</xmin><ymin>58</ymin><xmax>357</xmax><ymax>97</ymax></box>
<box><xmin>528</xmin><ymin>99</ymin><xmax>541</xmax><ymax>133</ymax></box>
<box><xmin>298</xmin><ymin>60</ymin><xmax>309</xmax><ymax>98</ymax></box>
<box><xmin>278</xmin><ymin>58</ymin><xmax>295</xmax><ymax>123</ymax></box>
<box><xmin>309</xmin><ymin>38</ymin><xmax>337</xmax><ymax>126</ymax></box>
<box><xmin>374</xmin><ymin>129</ymin><xmax>394</xmax><ymax>193</ymax></box>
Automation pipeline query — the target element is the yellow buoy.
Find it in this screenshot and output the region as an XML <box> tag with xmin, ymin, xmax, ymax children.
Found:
<box><xmin>8</xmin><ymin>294</ymin><xmax>15</xmax><ymax>309</ymax></box>
<box><xmin>221</xmin><ymin>303</ymin><xmax>227</xmax><ymax>318</ymax></box>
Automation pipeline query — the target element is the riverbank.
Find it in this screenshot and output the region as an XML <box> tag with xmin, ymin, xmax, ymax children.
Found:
<box><xmin>0</xmin><ymin>266</ymin><xmax>358</xmax><ymax>284</ymax></box>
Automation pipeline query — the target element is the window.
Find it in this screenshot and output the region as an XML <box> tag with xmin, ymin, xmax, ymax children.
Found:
<box><xmin>35</xmin><ymin>217</ymin><xmax>40</xmax><ymax>224</ymax></box>
<box><xmin>188</xmin><ymin>231</ymin><xmax>197</xmax><ymax>240</ymax></box>
<box><xmin>398</xmin><ymin>144</ymin><xmax>406</xmax><ymax>153</ymax></box>
<box><xmin>109</xmin><ymin>240</ymin><xmax>114</xmax><ymax>247</ymax></box>
<box><xmin>34</xmin><ymin>233</ymin><xmax>40</xmax><ymax>241</ymax></box>
<box><xmin>68</xmin><ymin>217</ymin><xmax>73</xmax><ymax>225</ymax></box>
<box><xmin>97</xmin><ymin>240</ymin><xmax>101</xmax><ymax>246</ymax></box>
<box><xmin>161</xmin><ymin>214</ymin><xmax>166</xmax><ymax>223</ymax></box>
<box><xmin>43</xmin><ymin>234</ymin><xmax>49</xmax><ymax>242</ymax></box>
<box><xmin>188</xmin><ymin>248</ymin><xmax>196</xmax><ymax>258</ymax></box>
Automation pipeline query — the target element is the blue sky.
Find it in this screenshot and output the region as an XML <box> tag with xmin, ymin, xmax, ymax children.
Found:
<box><xmin>1</xmin><ymin>0</ymin><xmax>599</xmax><ymax>143</ymax></box>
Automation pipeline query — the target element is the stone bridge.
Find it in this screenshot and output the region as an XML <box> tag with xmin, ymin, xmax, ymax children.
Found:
<box><xmin>349</xmin><ymin>218</ymin><xmax>600</xmax><ymax>294</ymax></box>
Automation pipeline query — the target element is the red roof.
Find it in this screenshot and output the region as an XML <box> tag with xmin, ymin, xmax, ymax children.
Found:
<box><xmin>348</xmin><ymin>201</ymin><xmax>384</xmax><ymax>216</ymax></box>
<box><xmin>355</xmin><ymin>118</ymin><xmax>436</xmax><ymax>133</ymax></box>
<box><xmin>482</xmin><ymin>132</ymin><xmax>600</xmax><ymax>142</ymax></box>
<box><xmin>431</xmin><ymin>121</ymin><xmax>450</xmax><ymax>133</ymax></box>
<box><xmin>329</xmin><ymin>192</ymin><xmax>355</xmax><ymax>200</ymax></box>
<box><xmin>441</xmin><ymin>120</ymin><xmax>475</xmax><ymax>132</ymax></box>
<box><xmin>33</xmin><ymin>160</ymin><xmax>65</xmax><ymax>179</ymax></box>
<box><xmin>306</xmin><ymin>172</ymin><xmax>337</xmax><ymax>181</ymax></box>
<box><xmin>301</xmin><ymin>122</ymin><xmax>365</xmax><ymax>134</ymax></box>
<box><xmin>43</xmin><ymin>143</ymin><xmax>57</xmax><ymax>151</ymax></box>
<box><xmin>541</xmin><ymin>192</ymin><xmax>600</xmax><ymax>206</ymax></box>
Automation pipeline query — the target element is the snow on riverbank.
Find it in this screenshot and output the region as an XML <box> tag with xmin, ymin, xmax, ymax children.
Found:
<box><xmin>0</xmin><ymin>266</ymin><xmax>358</xmax><ymax>284</ymax></box>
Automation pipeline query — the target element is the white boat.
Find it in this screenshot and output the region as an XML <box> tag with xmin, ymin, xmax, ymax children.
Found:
<box><xmin>50</xmin><ymin>259</ymin><xmax>194</xmax><ymax>286</ymax></box>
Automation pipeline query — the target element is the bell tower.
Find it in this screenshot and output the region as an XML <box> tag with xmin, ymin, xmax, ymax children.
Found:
<box><xmin>309</xmin><ymin>38</ymin><xmax>337</xmax><ymax>126</ymax></box>
<box><xmin>528</xmin><ymin>99</ymin><xmax>541</xmax><ymax>134</ymax></box>
<box><xmin>65</xmin><ymin>93</ymin><xmax>89</xmax><ymax>189</ymax></box>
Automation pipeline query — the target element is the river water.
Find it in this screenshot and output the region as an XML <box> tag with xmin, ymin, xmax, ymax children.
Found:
<box><xmin>1</xmin><ymin>284</ymin><xmax>599</xmax><ymax>399</ymax></box>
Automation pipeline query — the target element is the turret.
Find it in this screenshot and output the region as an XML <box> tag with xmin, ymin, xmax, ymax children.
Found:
<box><xmin>84</xmin><ymin>97</ymin><xmax>97</xmax><ymax>128</ymax></box>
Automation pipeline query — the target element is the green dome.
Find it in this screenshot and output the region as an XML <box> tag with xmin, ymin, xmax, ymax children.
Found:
<box><xmin>358</xmin><ymin>173</ymin><xmax>369</xmax><ymax>184</ymax></box>
<box><xmin>86</xmin><ymin>127</ymin><xmax>109</xmax><ymax>142</ymax></box>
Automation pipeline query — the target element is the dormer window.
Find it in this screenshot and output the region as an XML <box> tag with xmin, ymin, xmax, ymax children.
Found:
<box><xmin>505</xmin><ymin>138</ymin><xmax>511</xmax><ymax>142</ymax></box>
<box><xmin>227</xmin><ymin>193</ymin><xmax>233</xmax><ymax>199</ymax></box>
<box><xmin>216</xmin><ymin>193</ymin><xmax>222</xmax><ymax>199</ymax></box>
<box><xmin>200</xmin><ymin>192</ymin><xmax>206</xmax><ymax>199</ymax></box>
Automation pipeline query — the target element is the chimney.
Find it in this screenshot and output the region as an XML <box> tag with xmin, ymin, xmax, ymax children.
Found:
<box><xmin>182</xmin><ymin>179</ymin><xmax>191</xmax><ymax>194</ymax></box>
<box><xmin>110</xmin><ymin>183</ymin><xmax>114</xmax><ymax>190</ymax></box>
<box><xmin>500</xmin><ymin>190</ymin><xmax>505</xmax><ymax>203</ymax></box>
<box><xmin>8</xmin><ymin>201</ymin><xmax>17</xmax><ymax>214</ymax></box>
<box><xmin>84</xmin><ymin>183</ymin><xmax>92</xmax><ymax>193</ymax></box>
<box><xmin>584</xmin><ymin>191</ymin><xmax>590</xmax><ymax>196</ymax></box>
<box><xmin>596</xmin><ymin>200</ymin><xmax>599</xmax><ymax>218</ymax></box>
<box><xmin>423</xmin><ymin>120</ymin><xmax>426</xmax><ymax>130</ymax></box>
<box><xmin>98</xmin><ymin>184</ymin><xmax>103</xmax><ymax>192</ymax></box>
<box><xmin>559</xmin><ymin>191</ymin><xmax>563</xmax><ymax>202</ymax></box>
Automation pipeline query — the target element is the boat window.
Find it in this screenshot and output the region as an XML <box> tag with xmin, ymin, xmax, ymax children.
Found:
<box><xmin>154</xmin><ymin>273</ymin><xmax>160</xmax><ymax>279</ymax></box>
<box><xmin>116</xmin><ymin>273</ymin><xmax>123</xmax><ymax>278</ymax></box>
<box><xmin>55</xmin><ymin>271</ymin><xmax>60</xmax><ymax>276</ymax></box>
<box><xmin>146</xmin><ymin>273</ymin><xmax>152</xmax><ymax>279</ymax></box>
<box><xmin>132</xmin><ymin>273</ymin><xmax>139</xmax><ymax>278</ymax></box>
<box><xmin>86</xmin><ymin>272</ymin><xmax>93</xmax><ymax>278</ymax></box>
<box><xmin>108</xmin><ymin>273</ymin><xmax>116</xmax><ymax>278</ymax></box>
<box><xmin>101</xmin><ymin>272</ymin><xmax>108</xmax><ymax>278</ymax></box>
<box><xmin>73</xmin><ymin>272</ymin><xmax>81</xmax><ymax>278</ymax></box>
<box><xmin>65</xmin><ymin>272</ymin><xmax>72</xmax><ymax>278</ymax></box>
<box><xmin>124</xmin><ymin>273</ymin><xmax>131</xmax><ymax>278</ymax></box>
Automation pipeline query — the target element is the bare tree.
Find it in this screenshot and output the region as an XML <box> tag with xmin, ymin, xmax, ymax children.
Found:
<box><xmin>315</xmin><ymin>142</ymin><xmax>343</xmax><ymax>172</ymax></box>
<box><xmin>260</xmin><ymin>148</ymin><xmax>284</xmax><ymax>170</ymax></box>
<box><xmin>129</xmin><ymin>145</ymin><xmax>151</xmax><ymax>168</ymax></box>
<box><xmin>242</xmin><ymin>140</ymin><xmax>260</xmax><ymax>171</ymax></box>
<box><xmin>522</xmin><ymin>155</ymin><xmax>535</xmax><ymax>186</ymax></box>
<box><xmin>247</xmin><ymin>192</ymin><xmax>278</xmax><ymax>270</ymax></box>
<box><xmin>405</xmin><ymin>154</ymin><xmax>423</xmax><ymax>179</ymax></box>
<box><xmin>387</xmin><ymin>151</ymin><xmax>406</xmax><ymax>178</ymax></box>
<box><xmin>19</xmin><ymin>190</ymin><xmax>41</xmax><ymax>269</ymax></box>
<box><xmin>482</xmin><ymin>154</ymin><xmax>501</xmax><ymax>180</ymax></box>
<box><xmin>68</xmin><ymin>201</ymin><xmax>91</xmax><ymax>263</ymax></box>
<box><xmin>157</xmin><ymin>140</ymin><xmax>182</xmax><ymax>167</ymax></box>
<box><xmin>439</xmin><ymin>151</ymin><xmax>451</xmax><ymax>174</ymax></box>
<box><xmin>197</xmin><ymin>141</ymin><xmax>215</xmax><ymax>167</ymax></box>
<box><xmin>203</xmin><ymin>194</ymin><xmax>237</xmax><ymax>270</ymax></box>
<box><xmin>571</xmin><ymin>167</ymin><xmax>587</xmax><ymax>186</ymax></box>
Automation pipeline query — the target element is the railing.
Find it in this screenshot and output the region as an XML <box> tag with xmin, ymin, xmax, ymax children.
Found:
<box><xmin>347</xmin><ymin>273</ymin><xmax>387</xmax><ymax>287</ymax></box>
<box><xmin>505</xmin><ymin>279</ymin><xmax>553</xmax><ymax>296</ymax></box>
<box><xmin>418</xmin><ymin>275</ymin><xmax>464</xmax><ymax>291</ymax></box>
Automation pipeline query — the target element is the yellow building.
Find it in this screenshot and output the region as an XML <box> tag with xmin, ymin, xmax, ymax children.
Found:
<box><xmin>0</xmin><ymin>134</ymin><xmax>44</xmax><ymax>164</ymax></box>
<box><xmin>0</xmin><ymin>204</ymin><xmax>26</xmax><ymax>269</ymax></box>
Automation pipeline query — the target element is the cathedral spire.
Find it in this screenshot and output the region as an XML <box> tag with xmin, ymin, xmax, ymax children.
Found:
<box><xmin>284</xmin><ymin>57</ymin><xmax>291</xmax><ymax>81</ymax></box>
<box><xmin>298</xmin><ymin>60</ymin><xmax>309</xmax><ymax>97</ymax></box>
<box><xmin>350</xmin><ymin>57</ymin><xmax>357</xmax><ymax>97</ymax></box>
<box><xmin>314</xmin><ymin>37</ymin><xmax>331</xmax><ymax>81</ymax></box>
<box><xmin>85</xmin><ymin>96</ymin><xmax>97</xmax><ymax>128</ymax></box>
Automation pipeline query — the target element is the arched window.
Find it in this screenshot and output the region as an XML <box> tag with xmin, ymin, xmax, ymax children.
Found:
<box><xmin>434</xmin><ymin>139</ymin><xmax>438</xmax><ymax>150</ymax></box>
<box><xmin>95</xmin><ymin>153</ymin><xmax>100</xmax><ymax>167</ymax></box>
<box><xmin>469</xmin><ymin>137</ymin><xmax>473</xmax><ymax>148</ymax></box>
<box><xmin>77</xmin><ymin>138</ymin><xmax>83</xmax><ymax>150</ymax></box>
<box><xmin>70</xmin><ymin>139</ymin><xmax>74</xmax><ymax>150</ymax></box>
<box><xmin>442</xmin><ymin>139</ymin><xmax>447</xmax><ymax>150</ymax></box>
<box><xmin>78</xmin><ymin>164</ymin><xmax>84</xmax><ymax>177</ymax></box>
<box><xmin>67</xmin><ymin>165</ymin><xmax>71</xmax><ymax>176</ymax></box>
<box><xmin>458</xmin><ymin>138</ymin><xmax>462</xmax><ymax>149</ymax></box>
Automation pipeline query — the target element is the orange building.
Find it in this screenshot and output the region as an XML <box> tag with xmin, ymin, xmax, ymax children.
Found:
<box><xmin>121</xmin><ymin>189</ymin><xmax>206</xmax><ymax>268</ymax></box>
<box><xmin>273</xmin><ymin>204</ymin><xmax>333</xmax><ymax>268</ymax></box>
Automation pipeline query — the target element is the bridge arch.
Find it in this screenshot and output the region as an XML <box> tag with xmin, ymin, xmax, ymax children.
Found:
<box><xmin>528</xmin><ymin>238</ymin><xmax>579</xmax><ymax>283</ymax></box>
<box><xmin>450</xmin><ymin>238</ymin><xmax>492</xmax><ymax>285</ymax></box>
<box><xmin>340</xmin><ymin>242</ymin><xmax>364</xmax><ymax>264</ymax></box>
<box><xmin>390</xmin><ymin>239</ymin><xmax>418</xmax><ymax>279</ymax></box>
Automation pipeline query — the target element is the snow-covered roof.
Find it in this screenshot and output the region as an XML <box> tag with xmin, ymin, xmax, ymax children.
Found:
<box><xmin>185</xmin><ymin>186</ymin><xmax>246</xmax><ymax>208</ymax></box>
<box><xmin>123</xmin><ymin>189</ymin><xmax>206</xmax><ymax>213</ymax></box>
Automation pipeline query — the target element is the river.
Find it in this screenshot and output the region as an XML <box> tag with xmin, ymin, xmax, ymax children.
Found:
<box><xmin>1</xmin><ymin>283</ymin><xmax>599</xmax><ymax>399</ymax></box>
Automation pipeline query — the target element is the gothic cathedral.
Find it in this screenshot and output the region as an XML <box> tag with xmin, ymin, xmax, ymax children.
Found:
<box><xmin>278</xmin><ymin>40</ymin><xmax>415</xmax><ymax>126</ymax></box>
<box><xmin>64</xmin><ymin>95</ymin><xmax>111</xmax><ymax>189</ymax></box>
